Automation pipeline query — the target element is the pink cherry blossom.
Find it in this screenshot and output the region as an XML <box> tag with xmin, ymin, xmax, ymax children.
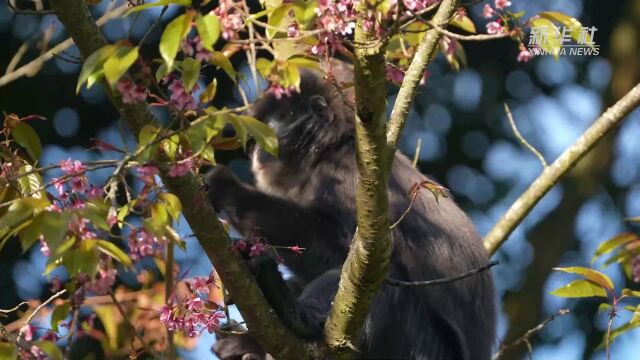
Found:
<box><xmin>168</xmin><ymin>79</ymin><xmax>198</xmax><ymax>111</ymax></box>
<box><xmin>386</xmin><ymin>65</ymin><xmax>405</xmax><ymax>85</ymax></box>
<box><xmin>516</xmin><ymin>44</ymin><xmax>533</xmax><ymax>62</ymax></box>
<box><xmin>482</xmin><ymin>4</ymin><xmax>494</xmax><ymax>18</ymax></box>
<box><xmin>494</xmin><ymin>0</ymin><xmax>511</xmax><ymax>9</ymax></box>
<box><xmin>84</xmin><ymin>268</ymin><xmax>117</xmax><ymax>295</ymax></box>
<box><xmin>116</xmin><ymin>78</ymin><xmax>148</xmax><ymax>104</ymax></box>
<box><xmin>168</xmin><ymin>157</ymin><xmax>195</xmax><ymax>177</ymax></box>
<box><xmin>486</xmin><ymin>21</ymin><xmax>504</xmax><ymax>34</ymax></box>
<box><xmin>186</xmin><ymin>297</ymin><xmax>205</xmax><ymax>311</ymax></box>
<box><xmin>249</xmin><ymin>242</ymin><xmax>266</xmax><ymax>257</ymax></box>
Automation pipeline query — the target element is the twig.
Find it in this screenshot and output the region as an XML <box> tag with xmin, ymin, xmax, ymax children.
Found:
<box><xmin>411</xmin><ymin>138</ymin><xmax>422</xmax><ymax>168</ymax></box>
<box><xmin>0</xmin><ymin>2</ymin><xmax>129</xmax><ymax>87</ymax></box>
<box><xmin>484</xmin><ymin>82</ymin><xmax>640</xmax><ymax>255</ymax></box>
<box><xmin>492</xmin><ymin>309</ymin><xmax>570</xmax><ymax>360</ymax></box>
<box><xmin>164</xmin><ymin>239</ymin><xmax>175</xmax><ymax>358</ymax></box>
<box><xmin>427</xmin><ymin>21</ymin><xmax>511</xmax><ymax>41</ymax></box>
<box><xmin>139</xmin><ymin>5</ymin><xmax>169</xmax><ymax>46</ymax></box>
<box><xmin>504</xmin><ymin>103</ymin><xmax>547</xmax><ymax>168</ymax></box>
<box><xmin>387</xmin><ymin>0</ymin><xmax>460</xmax><ymax>154</ymax></box>
<box><xmin>386</xmin><ymin>260</ymin><xmax>499</xmax><ymax>287</ymax></box>
<box><xmin>16</xmin><ymin>289</ymin><xmax>67</xmax><ymax>342</ymax></box>
<box><xmin>0</xmin><ymin>302</ymin><xmax>28</xmax><ymax>314</ymax></box>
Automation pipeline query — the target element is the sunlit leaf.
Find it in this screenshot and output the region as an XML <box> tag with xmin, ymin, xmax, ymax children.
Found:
<box><xmin>96</xmin><ymin>239</ymin><xmax>133</xmax><ymax>268</ymax></box>
<box><xmin>450</xmin><ymin>15</ymin><xmax>476</xmax><ymax>34</ymax></box>
<box><xmin>550</xmin><ymin>279</ymin><xmax>607</xmax><ymax>298</ymax></box>
<box><xmin>160</xmin><ymin>12</ymin><xmax>194</xmax><ymax>69</ymax></box>
<box><xmin>0</xmin><ymin>197</ymin><xmax>49</xmax><ymax>250</ymax></box>
<box><xmin>158</xmin><ymin>192</ymin><xmax>182</xmax><ymax>221</ymax></box>
<box><xmin>11</xmin><ymin>122</ymin><xmax>42</xmax><ymax>162</ymax></box>
<box><xmin>539</xmin><ymin>12</ymin><xmax>593</xmax><ymax>47</ymax></box>
<box><xmin>18</xmin><ymin>211</ymin><xmax>70</xmax><ymax>254</ymax></box>
<box><xmin>267</xmin><ymin>4</ymin><xmax>293</xmax><ymax>38</ymax></box>
<box><xmin>553</xmin><ymin>266</ymin><xmax>614</xmax><ymax>291</ymax></box>
<box><xmin>196</xmin><ymin>13</ymin><xmax>220</xmax><ymax>51</ymax></box>
<box><xmin>592</xmin><ymin>233</ymin><xmax>638</xmax><ymax>263</ymax></box>
<box><xmin>597</xmin><ymin>303</ymin><xmax>612</xmax><ymax>313</ymax></box>
<box><xmin>161</xmin><ymin>135</ymin><xmax>180</xmax><ymax>161</ymax></box>
<box><xmin>17</xmin><ymin>165</ymin><xmax>45</xmax><ymax>199</ymax></box>
<box><xmin>34</xmin><ymin>341</ymin><xmax>62</xmax><ymax>360</ymax></box>
<box><xmin>200</xmin><ymin>79</ymin><xmax>218</xmax><ymax>104</ymax></box>
<box><xmin>210</xmin><ymin>52</ymin><xmax>236</xmax><ymax>82</ymax></box>
<box><xmin>255</xmin><ymin>58</ymin><xmax>273</xmax><ymax>78</ymax></box>
<box><xmin>76</xmin><ymin>44</ymin><xmax>118</xmax><ymax>93</ymax></box>
<box><xmin>94</xmin><ymin>305</ymin><xmax>119</xmax><ymax>350</ymax></box>
<box><xmin>287</xmin><ymin>55</ymin><xmax>320</xmax><ymax>70</ymax></box>
<box><xmin>530</xmin><ymin>18</ymin><xmax>561</xmax><ymax>59</ymax></box>
<box><xmin>181</xmin><ymin>57</ymin><xmax>201</xmax><ymax>92</ymax></box>
<box><xmin>0</xmin><ymin>342</ymin><xmax>17</xmax><ymax>360</ymax></box>
<box><xmin>103</xmin><ymin>45</ymin><xmax>139</xmax><ymax>88</ymax></box>
<box><xmin>597</xmin><ymin>320</ymin><xmax>640</xmax><ymax>349</ymax></box>
<box><xmin>230</xmin><ymin>115</ymin><xmax>278</xmax><ymax>156</ymax></box>
<box><xmin>622</xmin><ymin>288</ymin><xmax>640</xmax><ymax>298</ymax></box>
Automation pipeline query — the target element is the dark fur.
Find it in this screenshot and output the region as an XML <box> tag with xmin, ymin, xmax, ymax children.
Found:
<box><xmin>207</xmin><ymin>72</ymin><xmax>496</xmax><ymax>359</ymax></box>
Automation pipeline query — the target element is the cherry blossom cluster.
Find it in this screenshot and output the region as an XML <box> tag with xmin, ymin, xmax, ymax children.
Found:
<box><xmin>633</xmin><ymin>256</ymin><xmax>640</xmax><ymax>283</ymax></box>
<box><xmin>181</xmin><ymin>36</ymin><xmax>213</xmax><ymax>62</ymax></box>
<box><xmin>311</xmin><ymin>0</ymin><xmax>357</xmax><ymax>56</ymax></box>
<box><xmin>213</xmin><ymin>0</ymin><xmax>245</xmax><ymax>40</ymax></box>
<box><xmin>482</xmin><ymin>0</ymin><xmax>533</xmax><ymax>63</ymax></box>
<box><xmin>167</xmin><ymin>79</ymin><xmax>199</xmax><ymax>111</ymax></box>
<box><xmin>116</xmin><ymin>78</ymin><xmax>148</xmax><ymax>105</ymax></box>
<box><xmin>128</xmin><ymin>228</ymin><xmax>167</xmax><ymax>261</ymax></box>
<box><xmin>159</xmin><ymin>274</ymin><xmax>226</xmax><ymax>337</ymax></box>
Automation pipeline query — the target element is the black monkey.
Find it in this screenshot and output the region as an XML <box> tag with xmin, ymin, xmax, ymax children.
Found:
<box><xmin>207</xmin><ymin>70</ymin><xmax>496</xmax><ymax>359</ymax></box>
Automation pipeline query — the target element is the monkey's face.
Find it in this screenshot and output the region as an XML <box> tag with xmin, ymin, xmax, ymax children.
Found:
<box><xmin>249</xmin><ymin>73</ymin><xmax>354</xmax><ymax>190</ymax></box>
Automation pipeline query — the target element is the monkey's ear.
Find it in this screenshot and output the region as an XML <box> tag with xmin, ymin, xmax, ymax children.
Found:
<box><xmin>309</xmin><ymin>95</ymin><xmax>335</xmax><ymax>122</ymax></box>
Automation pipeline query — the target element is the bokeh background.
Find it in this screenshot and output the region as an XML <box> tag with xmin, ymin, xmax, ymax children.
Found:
<box><xmin>1</xmin><ymin>0</ymin><xmax>639</xmax><ymax>359</ymax></box>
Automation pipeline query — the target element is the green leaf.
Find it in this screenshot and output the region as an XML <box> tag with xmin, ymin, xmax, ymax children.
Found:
<box><xmin>267</xmin><ymin>4</ymin><xmax>293</xmax><ymax>38</ymax></box>
<box><xmin>78</xmin><ymin>202</ymin><xmax>110</xmax><ymax>231</ymax></box>
<box><xmin>0</xmin><ymin>197</ymin><xmax>49</xmax><ymax>249</ymax></box>
<box><xmin>0</xmin><ymin>342</ymin><xmax>17</xmax><ymax>360</ymax></box>
<box><xmin>34</xmin><ymin>341</ymin><xmax>63</xmax><ymax>360</ymax></box>
<box><xmin>553</xmin><ymin>266</ymin><xmax>614</xmax><ymax>291</ymax></box>
<box><xmin>538</xmin><ymin>11</ymin><xmax>592</xmax><ymax>47</ymax></box>
<box><xmin>51</xmin><ymin>302</ymin><xmax>71</xmax><ymax>332</ymax></box>
<box><xmin>18</xmin><ymin>211</ymin><xmax>70</xmax><ymax>254</ymax></box>
<box><xmin>160</xmin><ymin>13</ymin><xmax>194</xmax><ymax>69</ymax></box>
<box><xmin>199</xmin><ymin>78</ymin><xmax>218</xmax><ymax>103</ymax></box>
<box><xmin>161</xmin><ymin>135</ymin><xmax>180</xmax><ymax>161</ymax></box>
<box><xmin>597</xmin><ymin>303</ymin><xmax>612</xmax><ymax>313</ymax></box>
<box><xmin>625</xmin><ymin>216</ymin><xmax>640</xmax><ymax>223</ymax></box>
<box><xmin>235</xmin><ymin>115</ymin><xmax>279</xmax><ymax>157</ymax></box>
<box><xmin>158</xmin><ymin>192</ymin><xmax>182</xmax><ymax>221</ymax></box>
<box><xmin>62</xmin><ymin>239</ymin><xmax>99</xmax><ymax>276</ymax></box>
<box><xmin>550</xmin><ymin>279</ymin><xmax>608</xmax><ymax>298</ymax></box>
<box><xmin>181</xmin><ymin>57</ymin><xmax>201</xmax><ymax>92</ymax></box>
<box><xmin>592</xmin><ymin>233</ymin><xmax>638</xmax><ymax>263</ymax></box>
<box><xmin>126</xmin><ymin>0</ymin><xmax>191</xmax><ymax>15</ymax></box>
<box><xmin>187</xmin><ymin>113</ymin><xmax>226</xmax><ymax>153</ymax></box>
<box><xmin>287</xmin><ymin>56</ymin><xmax>320</xmax><ymax>70</ymax></box>
<box><xmin>156</xmin><ymin>62</ymin><xmax>171</xmax><ymax>82</ymax></box>
<box><xmin>292</xmin><ymin>0</ymin><xmax>317</xmax><ymax>25</ymax></box>
<box><xmin>196</xmin><ymin>14</ymin><xmax>220</xmax><ymax>51</ymax></box>
<box><xmin>94</xmin><ymin>305</ymin><xmax>119</xmax><ymax>350</ymax></box>
<box><xmin>622</xmin><ymin>288</ymin><xmax>640</xmax><ymax>298</ymax></box>
<box><xmin>210</xmin><ymin>52</ymin><xmax>236</xmax><ymax>82</ymax></box>
<box><xmin>530</xmin><ymin>18</ymin><xmax>561</xmax><ymax>59</ymax></box>
<box><xmin>76</xmin><ymin>44</ymin><xmax>118</xmax><ymax>93</ymax></box>
<box><xmin>255</xmin><ymin>58</ymin><xmax>273</xmax><ymax>77</ymax></box>
<box><xmin>96</xmin><ymin>239</ymin><xmax>133</xmax><ymax>268</ymax></box>
<box><xmin>104</xmin><ymin>45</ymin><xmax>139</xmax><ymax>88</ymax></box>
<box><xmin>450</xmin><ymin>14</ymin><xmax>476</xmax><ymax>34</ymax></box>
<box><xmin>11</xmin><ymin>122</ymin><xmax>42</xmax><ymax>162</ymax></box>
<box><xmin>17</xmin><ymin>165</ymin><xmax>45</xmax><ymax>199</ymax></box>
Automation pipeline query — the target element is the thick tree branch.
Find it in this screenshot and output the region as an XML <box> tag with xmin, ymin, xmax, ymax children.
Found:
<box><xmin>47</xmin><ymin>1</ymin><xmax>309</xmax><ymax>358</ymax></box>
<box><xmin>484</xmin><ymin>81</ymin><xmax>640</xmax><ymax>255</ymax></box>
<box><xmin>323</xmin><ymin>8</ymin><xmax>391</xmax><ymax>357</ymax></box>
<box><xmin>386</xmin><ymin>0</ymin><xmax>460</xmax><ymax>152</ymax></box>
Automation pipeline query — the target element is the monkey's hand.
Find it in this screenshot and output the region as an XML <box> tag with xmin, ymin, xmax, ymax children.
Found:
<box><xmin>205</xmin><ymin>165</ymin><xmax>244</xmax><ymax>211</ymax></box>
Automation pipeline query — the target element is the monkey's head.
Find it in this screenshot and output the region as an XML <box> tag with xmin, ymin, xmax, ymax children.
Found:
<box><xmin>249</xmin><ymin>71</ymin><xmax>355</xmax><ymax>190</ymax></box>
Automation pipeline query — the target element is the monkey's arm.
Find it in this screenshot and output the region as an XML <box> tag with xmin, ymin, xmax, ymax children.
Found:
<box><xmin>206</xmin><ymin>166</ymin><xmax>346</xmax><ymax>280</ymax></box>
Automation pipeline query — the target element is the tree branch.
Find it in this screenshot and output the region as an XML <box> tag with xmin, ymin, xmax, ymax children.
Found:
<box><xmin>47</xmin><ymin>0</ymin><xmax>310</xmax><ymax>358</ymax></box>
<box><xmin>483</xmin><ymin>81</ymin><xmax>640</xmax><ymax>255</ymax></box>
<box><xmin>323</xmin><ymin>7</ymin><xmax>391</xmax><ymax>357</ymax></box>
<box><xmin>492</xmin><ymin>309</ymin><xmax>570</xmax><ymax>360</ymax></box>
<box><xmin>386</xmin><ymin>260</ymin><xmax>499</xmax><ymax>287</ymax></box>
<box><xmin>386</xmin><ymin>0</ymin><xmax>460</xmax><ymax>152</ymax></box>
